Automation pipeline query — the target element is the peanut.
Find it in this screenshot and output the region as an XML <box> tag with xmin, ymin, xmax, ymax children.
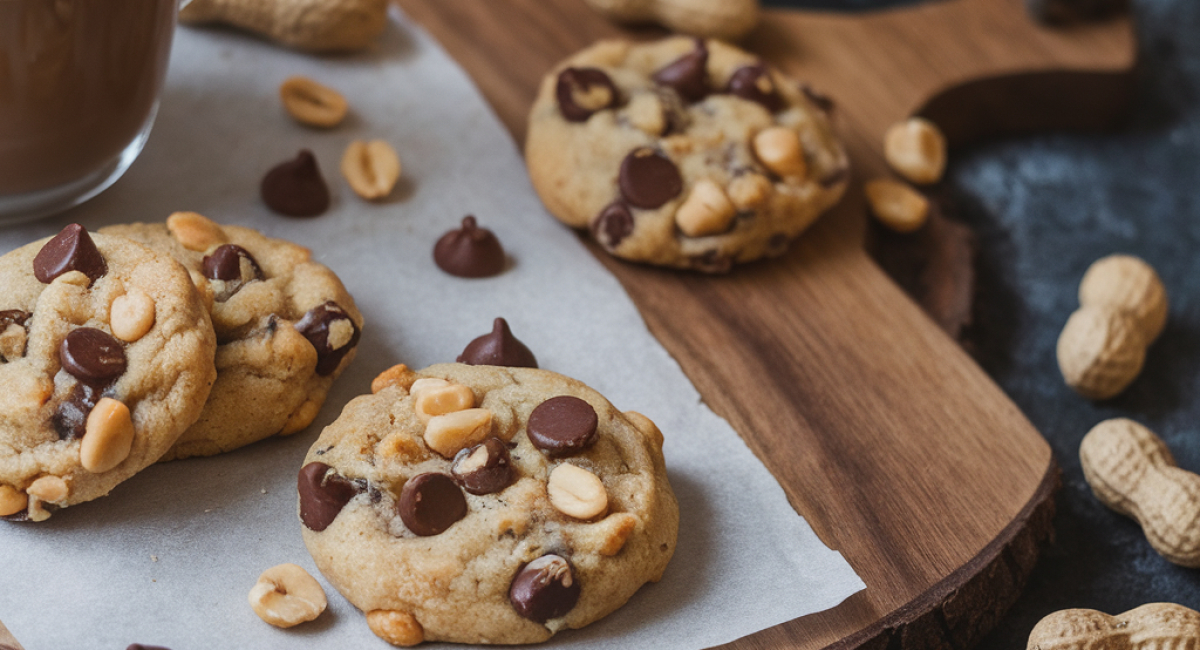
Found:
<box><xmin>180</xmin><ymin>0</ymin><xmax>388</xmax><ymax>52</ymax></box>
<box><xmin>26</xmin><ymin>476</ymin><xmax>68</xmax><ymax>504</ymax></box>
<box><xmin>883</xmin><ymin>117</ymin><xmax>947</xmax><ymax>185</ymax></box>
<box><xmin>371</xmin><ymin>364</ymin><xmax>418</xmax><ymax>394</ymax></box>
<box><xmin>583</xmin><ymin>0</ymin><xmax>760</xmax><ymax>41</ymax></box>
<box><xmin>548</xmin><ymin>463</ymin><xmax>609</xmax><ymax>520</ymax></box>
<box><xmin>864</xmin><ymin>178</ymin><xmax>929</xmax><ymax>233</ymax></box>
<box><xmin>1079</xmin><ymin>418</ymin><xmax>1200</xmax><ymax>567</ymax></box>
<box><xmin>1057</xmin><ymin>254</ymin><xmax>1167</xmax><ymax>399</ymax></box>
<box><xmin>109</xmin><ymin>291</ymin><xmax>156</xmax><ymax>343</ymax></box>
<box><xmin>166</xmin><ymin>211</ymin><xmax>228</xmax><ymax>251</ymax></box>
<box><xmin>413</xmin><ymin>382</ymin><xmax>475</xmax><ymax>423</ymax></box>
<box><xmin>753</xmin><ymin>126</ymin><xmax>807</xmax><ymax>180</ymax></box>
<box><xmin>79</xmin><ymin>398</ymin><xmax>135</xmax><ymax>473</ymax></box>
<box><xmin>367</xmin><ymin>609</ymin><xmax>425</xmax><ymax>647</ymax></box>
<box><xmin>248</xmin><ymin>563</ymin><xmax>327</xmax><ymax>628</ymax></box>
<box><xmin>424</xmin><ymin>408</ymin><xmax>493</xmax><ymax>458</ymax></box>
<box><xmin>726</xmin><ymin>172</ymin><xmax>771</xmax><ymax>211</ymax></box>
<box><xmin>279</xmin><ymin>76</ymin><xmax>348</xmax><ymax>128</ymax></box>
<box><xmin>1027</xmin><ymin>603</ymin><xmax>1200</xmax><ymax>650</ymax></box>
<box><xmin>627</xmin><ymin>93</ymin><xmax>666</xmax><ymax>136</ymax></box>
<box><xmin>341</xmin><ymin>139</ymin><xmax>402</xmax><ymax>200</ymax></box>
<box><xmin>675</xmin><ymin>179</ymin><xmax>737</xmax><ymax>237</ymax></box>
<box><xmin>0</xmin><ymin>485</ymin><xmax>28</xmax><ymax>517</ymax></box>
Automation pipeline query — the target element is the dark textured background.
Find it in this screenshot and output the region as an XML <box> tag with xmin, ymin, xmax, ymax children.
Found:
<box><xmin>762</xmin><ymin>0</ymin><xmax>1200</xmax><ymax>645</ymax></box>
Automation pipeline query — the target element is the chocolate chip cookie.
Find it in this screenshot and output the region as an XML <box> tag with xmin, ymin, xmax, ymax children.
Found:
<box><xmin>526</xmin><ymin>37</ymin><xmax>849</xmax><ymax>272</ymax></box>
<box><xmin>0</xmin><ymin>225</ymin><xmax>216</xmax><ymax>521</ymax></box>
<box><xmin>299</xmin><ymin>363</ymin><xmax>678</xmax><ymax>645</ymax></box>
<box><xmin>101</xmin><ymin>213</ymin><xmax>363</xmax><ymax>460</ymax></box>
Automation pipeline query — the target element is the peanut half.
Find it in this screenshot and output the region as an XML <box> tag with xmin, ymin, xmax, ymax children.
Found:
<box><xmin>279</xmin><ymin>76</ymin><xmax>348</xmax><ymax>128</ymax></box>
<box><xmin>166</xmin><ymin>211</ymin><xmax>228</xmax><ymax>252</ymax></box>
<box><xmin>367</xmin><ymin>609</ymin><xmax>425</xmax><ymax>646</ymax></box>
<box><xmin>248</xmin><ymin>563</ymin><xmax>327</xmax><ymax>628</ymax></box>
<box><xmin>1027</xmin><ymin>603</ymin><xmax>1200</xmax><ymax>650</ymax></box>
<box><xmin>110</xmin><ymin>291</ymin><xmax>156</xmax><ymax>343</ymax></box>
<box><xmin>341</xmin><ymin>139</ymin><xmax>402</xmax><ymax>200</ymax></box>
<box><xmin>883</xmin><ymin>117</ymin><xmax>946</xmax><ymax>185</ymax></box>
<box><xmin>80</xmin><ymin>398</ymin><xmax>135</xmax><ymax>473</ymax></box>
<box><xmin>753</xmin><ymin>126</ymin><xmax>807</xmax><ymax>180</ymax></box>
<box><xmin>0</xmin><ymin>485</ymin><xmax>27</xmax><ymax>517</ymax></box>
<box><xmin>548</xmin><ymin>463</ymin><xmax>608</xmax><ymax>520</ymax></box>
<box><xmin>424</xmin><ymin>408</ymin><xmax>493</xmax><ymax>458</ymax></box>
<box><xmin>675</xmin><ymin>179</ymin><xmax>737</xmax><ymax>237</ymax></box>
<box><xmin>865</xmin><ymin>178</ymin><xmax>929</xmax><ymax>233</ymax></box>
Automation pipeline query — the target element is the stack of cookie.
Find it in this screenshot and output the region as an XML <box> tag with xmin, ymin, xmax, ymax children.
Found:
<box><xmin>0</xmin><ymin>213</ymin><xmax>363</xmax><ymax>521</ymax></box>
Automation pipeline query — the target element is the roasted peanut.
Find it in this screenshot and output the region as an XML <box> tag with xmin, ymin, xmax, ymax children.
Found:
<box><xmin>1080</xmin><ymin>254</ymin><xmax>1169</xmax><ymax>343</ymax></box>
<box><xmin>583</xmin><ymin>0</ymin><xmax>760</xmax><ymax>41</ymax></box>
<box><xmin>1027</xmin><ymin>603</ymin><xmax>1200</xmax><ymax>650</ymax></box>
<box><xmin>548</xmin><ymin>463</ymin><xmax>608</xmax><ymax>520</ymax></box>
<box><xmin>180</xmin><ymin>0</ymin><xmax>389</xmax><ymax>52</ymax></box>
<box><xmin>80</xmin><ymin>398</ymin><xmax>135</xmax><ymax>473</ymax></box>
<box><xmin>884</xmin><ymin>117</ymin><xmax>946</xmax><ymax>185</ymax></box>
<box><xmin>367</xmin><ymin>609</ymin><xmax>425</xmax><ymax>646</ymax></box>
<box><xmin>166</xmin><ymin>211</ymin><xmax>228</xmax><ymax>251</ymax></box>
<box><xmin>26</xmin><ymin>476</ymin><xmax>68</xmax><ymax>504</ymax></box>
<box><xmin>413</xmin><ymin>382</ymin><xmax>475</xmax><ymax>423</ymax></box>
<box><xmin>753</xmin><ymin>126</ymin><xmax>807</xmax><ymax>180</ymax></box>
<box><xmin>110</xmin><ymin>291</ymin><xmax>156</xmax><ymax>342</ymax></box>
<box><xmin>248</xmin><ymin>563</ymin><xmax>327</xmax><ymax>627</ymax></box>
<box><xmin>1080</xmin><ymin>418</ymin><xmax>1200</xmax><ymax>567</ymax></box>
<box><xmin>675</xmin><ymin>179</ymin><xmax>737</xmax><ymax>237</ymax></box>
<box><xmin>424</xmin><ymin>408</ymin><xmax>493</xmax><ymax>458</ymax></box>
<box><xmin>371</xmin><ymin>364</ymin><xmax>418</xmax><ymax>394</ymax></box>
<box><xmin>865</xmin><ymin>178</ymin><xmax>929</xmax><ymax>233</ymax></box>
<box><xmin>726</xmin><ymin>172</ymin><xmax>771</xmax><ymax>211</ymax></box>
<box><xmin>627</xmin><ymin>93</ymin><xmax>666</xmax><ymax>136</ymax></box>
<box><xmin>279</xmin><ymin>76</ymin><xmax>348</xmax><ymax>128</ymax></box>
<box><xmin>342</xmin><ymin>139</ymin><xmax>402</xmax><ymax>200</ymax></box>
<box><xmin>0</xmin><ymin>485</ymin><xmax>28</xmax><ymax>517</ymax></box>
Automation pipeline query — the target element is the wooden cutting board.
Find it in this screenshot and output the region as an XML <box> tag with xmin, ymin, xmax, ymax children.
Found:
<box><xmin>393</xmin><ymin>1</ymin><xmax>1136</xmax><ymax>648</ymax></box>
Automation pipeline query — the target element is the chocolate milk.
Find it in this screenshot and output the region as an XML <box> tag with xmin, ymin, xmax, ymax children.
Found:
<box><xmin>0</xmin><ymin>0</ymin><xmax>176</xmax><ymax>194</ymax></box>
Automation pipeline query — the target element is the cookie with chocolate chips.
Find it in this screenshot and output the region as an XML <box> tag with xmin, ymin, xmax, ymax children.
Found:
<box><xmin>299</xmin><ymin>363</ymin><xmax>678</xmax><ymax>645</ymax></box>
<box><xmin>0</xmin><ymin>224</ymin><xmax>216</xmax><ymax>521</ymax></box>
<box><xmin>526</xmin><ymin>36</ymin><xmax>849</xmax><ymax>272</ymax></box>
<box><xmin>101</xmin><ymin>213</ymin><xmax>362</xmax><ymax>460</ymax></box>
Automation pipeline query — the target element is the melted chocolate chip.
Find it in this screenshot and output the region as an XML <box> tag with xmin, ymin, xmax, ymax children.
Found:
<box><xmin>60</xmin><ymin>327</ymin><xmax>126</xmax><ymax>382</ymax></box>
<box><xmin>52</xmin><ymin>381</ymin><xmax>103</xmax><ymax>441</ymax></box>
<box><xmin>592</xmin><ymin>201</ymin><xmax>634</xmax><ymax>249</ymax></box>
<box><xmin>398</xmin><ymin>473</ymin><xmax>467</xmax><ymax>536</ymax></box>
<box><xmin>202</xmin><ymin>244</ymin><xmax>262</xmax><ymax>282</ymax></box>
<box><xmin>295</xmin><ymin>301</ymin><xmax>361</xmax><ymax>376</ymax></box>
<box><xmin>555</xmin><ymin>67</ymin><xmax>618</xmax><ymax>122</ymax></box>
<box><xmin>261</xmin><ymin>150</ymin><xmax>330</xmax><ymax>217</ymax></box>
<box><xmin>433</xmin><ymin>216</ymin><xmax>506</xmax><ymax>278</ymax></box>
<box><xmin>509</xmin><ymin>554</ymin><xmax>580</xmax><ymax>623</ymax></box>
<box><xmin>451</xmin><ymin>438</ymin><xmax>515</xmax><ymax>495</ymax></box>
<box><xmin>653</xmin><ymin>39</ymin><xmax>709</xmax><ymax>103</ymax></box>
<box><xmin>618</xmin><ymin>148</ymin><xmax>682</xmax><ymax>209</ymax></box>
<box><xmin>457</xmin><ymin>318</ymin><xmax>537</xmax><ymax>368</ymax></box>
<box><xmin>726</xmin><ymin>63</ymin><xmax>783</xmax><ymax>113</ymax></box>
<box><xmin>298</xmin><ymin>462</ymin><xmax>361</xmax><ymax>531</ymax></box>
<box><xmin>33</xmin><ymin>223</ymin><xmax>107</xmax><ymax>284</ymax></box>
<box><xmin>527</xmin><ymin>396</ymin><xmax>598</xmax><ymax>457</ymax></box>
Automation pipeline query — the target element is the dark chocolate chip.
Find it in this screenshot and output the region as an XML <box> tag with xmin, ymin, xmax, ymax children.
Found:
<box><xmin>592</xmin><ymin>201</ymin><xmax>635</xmax><ymax>249</ymax></box>
<box><xmin>433</xmin><ymin>215</ymin><xmax>507</xmax><ymax>278</ymax></box>
<box><xmin>0</xmin><ymin>310</ymin><xmax>31</xmax><ymax>330</ymax></box>
<box><xmin>457</xmin><ymin>318</ymin><xmax>537</xmax><ymax>369</ymax></box>
<box><xmin>509</xmin><ymin>554</ymin><xmax>580</xmax><ymax>623</ymax></box>
<box><xmin>451</xmin><ymin>438</ymin><xmax>515</xmax><ymax>495</ymax></box>
<box><xmin>298</xmin><ymin>462</ymin><xmax>361</xmax><ymax>531</ymax></box>
<box><xmin>52</xmin><ymin>381</ymin><xmax>104</xmax><ymax>441</ymax></box>
<box><xmin>618</xmin><ymin>148</ymin><xmax>682</xmax><ymax>209</ymax></box>
<box><xmin>201</xmin><ymin>244</ymin><xmax>262</xmax><ymax>282</ymax></box>
<box><xmin>555</xmin><ymin>67</ymin><xmax>618</xmax><ymax>122</ymax></box>
<box><xmin>60</xmin><ymin>327</ymin><xmax>126</xmax><ymax>383</ymax></box>
<box><xmin>801</xmin><ymin>84</ymin><xmax>835</xmax><ymax>113</ymax></box>
<box><xmin>527</xmin><ymin>395</ymin><xmax>598</xmax><ymax>457</ymax></box>
<box><xmin>295</xmin><ymin>301</ymin><xmax>361</xmax><ymax>376</ymax></box>
<box><xmin>652</xmin><ymin>39</ymin><xmax>709</xmax><ymax>103</ymax></box>
<box><xmin>397</xmin><ymin>473</ymin><xmax>467</xmax><ymax>536</ymax></box>
<box><xmin>726</xmin><ymin>63</ymin><xmax>784</xmax><ymax>113</ymax></box>
<box><xmin>261</xmin><ymin>150</ymin><xmax>330</xmax><ymax>217</ymax></box>
<box><xmin>33</xmin><ymin>223</ymin><xmax>107</xmax><ymax>284</ymax></box>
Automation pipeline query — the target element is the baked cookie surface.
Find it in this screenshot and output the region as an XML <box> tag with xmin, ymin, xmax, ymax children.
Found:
<box><xmin>299</xmin><ymin>363</ymin><xmax>678</xmax><ymax>645</ymax></box>
<box><xmin>101</xmin><ymin>213</ymin><xmax>363</xmax><ymax>460</ymax></box>
<box><xmin>526</xmin><ymin>37</ymin><xmax>849</xmax><ymax>272</ymax></box>
<box><xmin>0</xmin><ymin>225</ymin><xmax>216</xmax><ymax>521</ymax></box>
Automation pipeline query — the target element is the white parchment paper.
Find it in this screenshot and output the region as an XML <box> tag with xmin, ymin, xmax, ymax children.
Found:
<box><xmin>0</xmin><ymin>9</ymin><xmax>864</xmax><ymax>649</ymax></box>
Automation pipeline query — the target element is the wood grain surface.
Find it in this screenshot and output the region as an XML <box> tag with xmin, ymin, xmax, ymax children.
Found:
<box><xmin>392</xmin><ymin>1</ymin><xmax>1136</xmax><ymax>648</ymax></box>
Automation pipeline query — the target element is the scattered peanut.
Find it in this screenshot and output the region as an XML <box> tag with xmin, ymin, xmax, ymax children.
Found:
<box><xmin>367</xmin><ymin>609</ymin><xmax>425</xmax><ymax>647</ymax></box>
<box><xmin>109</xmin><ymin>291</ymin><xmax>156</xmax><ymax>343</ymax></box>
<box><xmin>371</xmin><ymin>364</ymin><xmax>418</xmax><ymax>394</ymax></box>
<box><xmin>413</xmin><ymin>382</ymin><xmax>475</xmax><ymax>423</ymax></box>
<box><xmin>864</xmin><ymin>178</ymin><xmax>929</xmax><ymax>233</ymax></box>
<box><xmin>279</xmin><ymin>76</ymin><xmax>349</xmax><ymax>128</ymax></box>
<box><xmin>342</xmin><ymin>139</ymin><xmax>402</xmax><ymax>200</ymax></box>
<box><xmin>583</xmin><ymin>0</ymin><xmax>760</xmax><ymax>41</ymax></box>
<box><xmin>1079</xmin><ymin>418</ymin><xmax>1200</xmax><ymax>567</ymax></box>
<box><xmin>79</xmin><ymin>398</ymin><xmax>135</xmax><ymax>473</ymax></box>
<box><xmin>180</xmin><ymin>0</ymin><xmax>389</xmax><ymax>52</ymax></box>
<box><xmin>883</xmin><ymin>117</ymin><xmax>947</xmax><ymax>185</ymax></box>
<box><xmin>1026</xmin><ymin>603</ymin><xmax>1200</xmax><ymax>650</ymax></box>
<box><xmin>548</xmin><ymin>463</ymin><xmax>609</xmax><ymax>520</ymax></box>
<box><xmin>1057</xmin><ymin>255</ymin><xmax>1167</xmax><ymax>399</ymax></box>
<box><xmin>424</xmin><ymin>408</ymin><xmax>493</xmax><ymax>458</ymax></box>
<box><xmin>166</xmin><ymin>211</ymin><xmax>228</xmax><ymax>251</ymax></box>
<box><xmin>0</xmin><ymin>485</ymin><xmax>28</xmax><ymax>517</ymax></box>
<box><xmin>675</xmin><ymin>179</ymin><xmax>737</xmax><ymax>237</ymax></box>
<box><xmin>726</xmin><ymin>173</ymin><xmax>771</xmax><ymax>211</ymax></box>
<box><xmin>26</xmin><ymin>476</ymin><xmax>68</xmax><ymax>504</ymax></box>
<box><xmin>248</xmin><ymin>563</ymin><xmax>327</xmax><ymax>628</ymax></box>
<box><xmin>626</xmin><ymin>93</ymin><xmax>666</xmax><ymax>136</ymax></box>
<box><xmin>753</xmin><ymin>126</ymin><xmax>807</xmax><ymax>180</ymax></box>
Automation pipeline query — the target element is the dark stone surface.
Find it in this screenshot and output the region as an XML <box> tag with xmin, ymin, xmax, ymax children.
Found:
<box><xmin>764</xmin><ymin>0</ymin><xmax>1200</xmax><ymax>643</ymax></box>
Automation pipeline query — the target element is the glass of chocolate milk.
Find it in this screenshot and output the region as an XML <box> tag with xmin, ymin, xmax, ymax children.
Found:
<box><xmin>0</xmin><ymin>0</ymin><xmax>178</xmax><ymax>222</ymax></box>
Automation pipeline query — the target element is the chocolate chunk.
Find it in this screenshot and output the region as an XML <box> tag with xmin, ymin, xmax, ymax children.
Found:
<box><xmin>653</xmin><ymin>39</ymin><xmax>709</xmax><ymax>103</ymax></box>
<box><xmin>397</xmin><ymin>473</ymin><xmax>467</xmax><ymax>536</ymax></box>
<box><xmin>451</xmin><ymin>438</ymin><xmax>515</xmax><ymax>495</ymax></box>
<box><xmin>60</xmin><ymin>327</ymin><xmax>126</xmax><ymax>382</ymax></box>
<box><xmin>52</xmin><ymin>381</ymin><xmax>103</xmax><ymax>441</ymax></box>
<box><xmin>509</xmin><ymin>554</ymin><xmax>581</xmax><ymax>623</ymax></box>
<box><xmin>433</xmin><ymin>215</ymin><xmax>507</xmax><ymax>278</ymax></box>
<box><xmin>618</xmin><ymin>148</ymin><xmax>682</xmax><ymax>209</ymax></box>
<box><xmin>592</xmin><ymin>201</ymin><xmax>635</xmax><ymax>249</ymax></box>
<box><xmin>726</xmin><ymin>63</ymin><xmax>784</xmax><ymax>113</ymax></box>
<box><xmin>33</xmin><ymin>223</ymin><xmax>107</xmax><ymax>284</ymax></box>
<box><xmin>556</xmin><ymin>67</ymin><xmax>618</xmax><ymax>122</ymax></box>
<box><xmin>261</xmin><ymin>150</ymin><xmax>330</xmax><ymax>217</ymax></box>
<box><xmin>527</xmin><ymin>396</ymin><xmax>598</xmax><ymax>457</ymax></box>
<box><xmin>457</xmin><ymin>318</ymin><xmax>538</xmax><ymax>368</ymax></box>
<box><xmin>201</xmin><ymin>244</ymin><xmax>262</xmax><ymax>282</ymax></box>
<box><xmin>298</xmin><ymin>462</ymin><xmax>361</xmax><ymax>531</ymax></box>
<box><xmin>295</xmin><ymin>301</ymin><xmax>361</xmax><ymax>376</ymax></box>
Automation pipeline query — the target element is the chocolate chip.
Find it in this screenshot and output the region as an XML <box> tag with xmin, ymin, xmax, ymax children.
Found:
<box><xmin>261</xmin><ymin>150</ymin><xmax>330</xmax><ymax>217</ymax></box>
<box><xmin>592</xmin><ymin>201</ymin><xmax>634</xmax><ymax>249</ymax></box>
<box><xmin>726</xmin><ymin>63</ymin><xmax>783</xmax><ymax>113</ymax></box>
<box><xmin>52</xmin><ymin>381</ymin><xmax>103</xmax><ymax>441</ymax></box>
<box><xmin>457</xmin><ymin>318</ymin><xmax>538</xmax><ymax>368</ymax></box>
<box><xmin>527</xmin><ymin>396</ymin><xmax>598</xmax><ymax>457</ymax></box>
<box><xmin>33</xmin><ymin>223</ymin><xmax>107</xmax><ymax>284</ymax></box>
<box><xmin>0</xmin><ymin>310</ymin><xmax>31</xmax><ymax>329</ymax></box>
<box><xmin>556</xmin><ymin>67</ymin><xmax>618</xmax><ymax>122</ymax></box>
<box><xmin>60</xmin><ymin>327</ymin><xmax>126</xmax><ymax>383</ymax></box>
<box><xmin>451</xmin><ymin>438</ymin><xmax>515</xmax><ymax>495</ymax></box>
<box><xmin>801</xmin><ymin>84</ymin><xmax>835</xmax><ymax>113</ymax></box>
<box><xmin>433</xmin><ymin>215</ymin><xmax>507</xmax><ymax>278</ymax></box>
<box><xmin>397</xmin><ymin>473</ymin><xmax>467</xmax><ymax>536</ymax></box>
<box><xmin>509</xmin><ymin>554</ymin><xmax>580</xmax><ymax>623</ymax></box>
<box><xmin>295</xmin><ymin>301</ymin><xmax>360</xmax><ymax>376</ymax></box>
<box><xmin>298</xmin><ymin>462</ymin><xmax>361</xmax><ymax>531</ymax></box>
<box><xmin>202</xmin><ymin>244</ymin><xmax>262</xmax><ymax>282</ymax></box>
<box><xmin>618</xmin><ymin>148</ymin><xmax>682</xmax><ymax>209</ymax></box>
<box><xmin>653</xmin><ymin>39</ymin><xmax>709</xmax><ymax>103</ymax></box>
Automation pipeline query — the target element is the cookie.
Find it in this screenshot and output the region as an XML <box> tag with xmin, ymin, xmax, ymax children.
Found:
<box><xmin>101</xmin><ymin>213</ymin><xmax>363</xmax><ymax>460</ymax></box>
<box><xmin>0</xmin><ymin>224</ymin><xmax>216</xmax><ymax>521</ymax></box>
<box><xmin>299</xmin><ymin>363</ymin><xmax>678</xmax><ymax>645</ymax></box>
<box><xmin>526</xmin><ymin>37</ymin><xmax>849</xmax><ymax>272</ymax></box>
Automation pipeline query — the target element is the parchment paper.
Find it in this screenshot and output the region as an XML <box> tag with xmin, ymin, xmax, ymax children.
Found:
<box><xmin>0</xmin><ymin>9</ymin><xmax>864</xmax><ymax>648</ymax></box>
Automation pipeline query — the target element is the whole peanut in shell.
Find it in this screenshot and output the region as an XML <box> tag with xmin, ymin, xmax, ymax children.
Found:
<box><xmin>1027</xmin><ymin>603</ymin><xmax>1200</xmax><ymax>650</ymax></box>
<box><xmin>180</xmin><ymin>0</ymin><xmax>388</xmax><ymax>53</ymax></box>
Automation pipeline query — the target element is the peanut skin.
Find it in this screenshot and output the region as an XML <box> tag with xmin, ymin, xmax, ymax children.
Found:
<box><xmin>584</xmin><ymin>0</ymin><xmax>760</xmax><ymax>41</ymax></box>
<box><xmin>1027</xmin><ymin>603</ymin><xmax>1200</xmax><ymax>650</ymax></box>
<box><xmin>180</xmin><ymin>0</ymin><xmax>388</xmax><ymax>53</ymax></box>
